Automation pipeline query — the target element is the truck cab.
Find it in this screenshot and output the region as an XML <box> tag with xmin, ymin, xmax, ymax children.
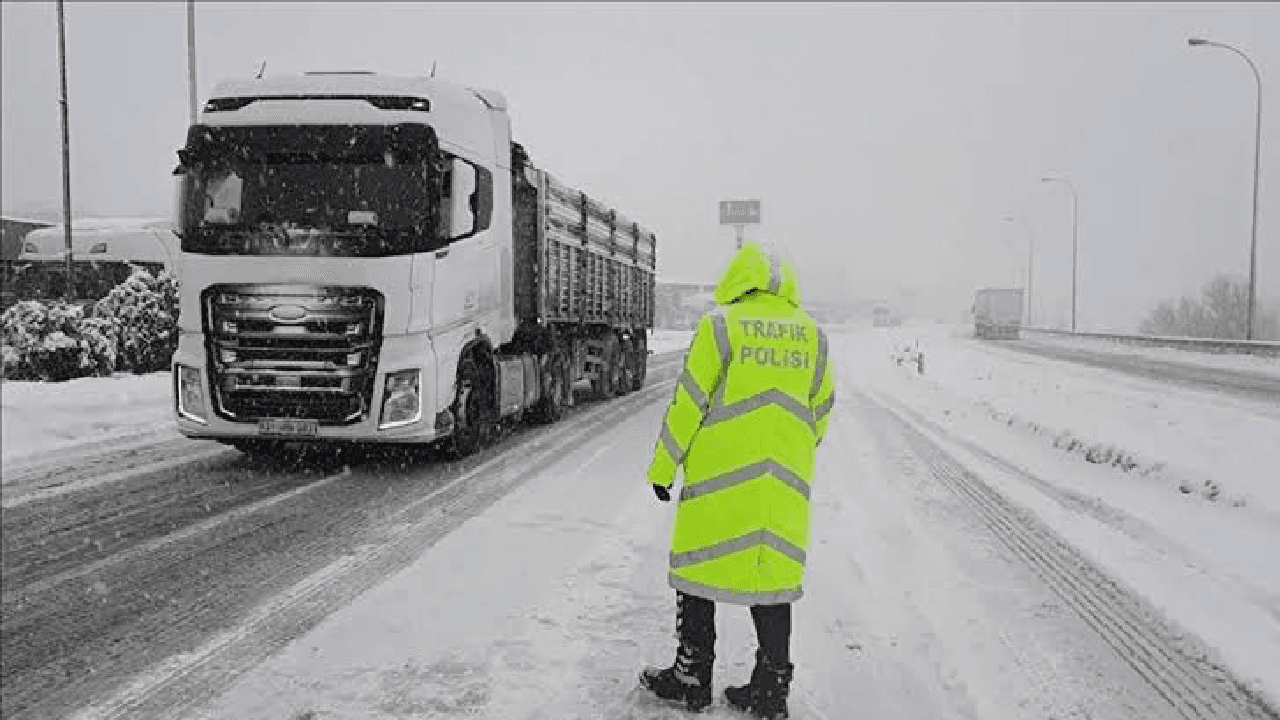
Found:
<box><xmin>171</xmin><ymin>73</ymin><xmax>513</xmax><ymax>449</ymax></box>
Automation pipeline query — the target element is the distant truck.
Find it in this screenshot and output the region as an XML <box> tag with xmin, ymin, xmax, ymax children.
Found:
<box><xmin>973</xmin><ymin>288</ymin><xmax>1024</xmax><ymax>339</ymax></box>
<box><xmin>171</xmin><ymin>72</ymin><xmax>656</xmax><ymax>458</ymax></box>
<box><xmin>872</xmin><ymin>302</ymin><xmax>898</xmax><ymax>327</ymax></box>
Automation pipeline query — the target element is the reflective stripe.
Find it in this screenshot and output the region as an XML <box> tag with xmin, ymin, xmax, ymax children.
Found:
<box><xmin>680</xmin><ymin>458</ymin><xmax>810</xmax><ymax>502</ymax></box>
<box><xmin>669</xmin><ymin>574</ymin><xmax>804</xmax><ymax>605</ymax></box>
<box><xmin>710</xmin><ymin>310</ymin><xmax>732</xmax><ymax>368</ymax></box>
<box><xmin>814</xmin><ymin>392</ymin><xmax>835</xmax><ymax>421</ymax></box>
<box><xmin>766</xmin><ymin>253</ymin><xmax>783</xmax><ymax>295</ymax></box>
<box><xmin>678</xmin><ymin>368</ymin><xmax>710</xmax><ymax>412</ymax></box>
<box><xmin>670</xmin><ymin>529</ymin><xmax>807</xmax><ymax>569</ymax></box>
<box><xmin>809</xmin><ymin>328</ymin><xmax>829</xmax><ymax>400</ymax></box>
<box><xmin>659</xmin><ymin>421</ymin><xmax>685</xmax><ymax>463</ymax></box>
<box><xmin>704</xmin><ymin>388</ymin><xmax>813</xmax><ymax>428</ymax></box>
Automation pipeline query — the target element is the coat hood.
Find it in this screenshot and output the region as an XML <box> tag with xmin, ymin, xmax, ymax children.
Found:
<box><xmin>713</xmin><ymin>240</ymin><xmax>802</xmax><ymax>307</ymax></box>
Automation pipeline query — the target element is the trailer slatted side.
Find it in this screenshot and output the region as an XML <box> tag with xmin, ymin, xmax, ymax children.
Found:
<box><xmin>533</xmin><ymin>171</ymin><xmax>656</xmax><ymax>328</ymax></box>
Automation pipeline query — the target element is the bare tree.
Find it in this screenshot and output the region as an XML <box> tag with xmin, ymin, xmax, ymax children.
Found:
<box><xmin>1141</xmin><ymin>274</ymin><xmax>1278</xmax><ymax>340</ymax></box>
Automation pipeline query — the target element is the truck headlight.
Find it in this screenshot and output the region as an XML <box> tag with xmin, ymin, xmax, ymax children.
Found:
<box><xmin>176</xmin><ymin>364</ymin><xmax>208</xmax><ymax>424</ymax></box>
<box><xmin>379</xmin><ymin>369</ymin><xmax>421</xmax><ymax>429</ymax></box>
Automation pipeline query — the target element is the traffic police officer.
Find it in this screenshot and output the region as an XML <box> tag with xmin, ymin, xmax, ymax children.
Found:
<box><xmin>640</xmin><ymin>240</ymin><xmax>835</xmax><ymax>719</ymax></box>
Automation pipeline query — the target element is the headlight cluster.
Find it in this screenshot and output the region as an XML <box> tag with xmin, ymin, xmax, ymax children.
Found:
<box><xmin>176</xmin><ymin>364</ymin><xmax>207</xmax><ymax>423</ymax></box>
<box><xmin>379</xmin><ymin>369</ymin><xmax>421</xmax><ymax>429</ymax></box>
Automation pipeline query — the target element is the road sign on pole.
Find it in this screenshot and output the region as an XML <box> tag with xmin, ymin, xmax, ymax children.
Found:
<box><xmin>719</xmin><ymin>199</ymin><xmax>761</xmax><ymax>225</ymax></box>
<box><xmin>719</xmin><ymin>199</ymin><xmax>760</xmax><ymax>249</ymax></box>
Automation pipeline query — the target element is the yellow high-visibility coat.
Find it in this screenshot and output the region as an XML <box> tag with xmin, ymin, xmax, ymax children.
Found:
<box><xmin>648</xmin><ymin>241</ymin><xmax>835</xmax><ymax>605</ymax></box>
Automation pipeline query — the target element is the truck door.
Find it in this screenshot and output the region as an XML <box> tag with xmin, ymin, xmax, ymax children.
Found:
<box><xmin>429</xmin><ymin>156</ymin><xmax>497</xmax><ymax>337</ymax></box>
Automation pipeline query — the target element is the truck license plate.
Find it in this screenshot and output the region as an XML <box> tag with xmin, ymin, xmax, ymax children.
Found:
<box><xmin>258</xmin><ymin>418</ymin><xmax>318</xmax><ymax>436</ymax></box>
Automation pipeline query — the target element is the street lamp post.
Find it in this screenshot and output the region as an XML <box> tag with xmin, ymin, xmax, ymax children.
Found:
<box><xmin>1041</xmin><ymin>176</ymin><xmax>1078</xmax><ymax>332</ymax></box>
<box><xmin>56</xmin><ymin>0</ymin><xmax>74</xmax><ymax>302</ymax></box>
<box><xmin>1026</xmin><ymin>226</ymin><xmax>1035</xmax><ymax>326</ymax></box>
<box><xmin>187</xmin><ymin>0</ymin><xmax>198</xmax><ymax>124</ymax></box>
<box><xmin>1188</xmin><ymin>37</ymin><xmax>1263</xmax><ymax>341</ymax></box>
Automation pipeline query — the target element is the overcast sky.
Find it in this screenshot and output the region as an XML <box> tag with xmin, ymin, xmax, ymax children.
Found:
<box><xmin>2</xmin><ymin>2</ymin><xmax>1277</xmax><ymax>331</ymax></box>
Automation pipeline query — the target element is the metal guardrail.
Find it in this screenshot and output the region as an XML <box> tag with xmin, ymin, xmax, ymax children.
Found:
<box><xmin>1020</xmin><ymin>327</ymin><xmax>1280</xmax><ymax>358</ymax></box>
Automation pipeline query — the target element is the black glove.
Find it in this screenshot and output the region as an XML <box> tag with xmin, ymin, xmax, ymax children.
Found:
<box><xmin>652</xmin><ymin>484</ymin><xmax>671</xmax><ymax>502</ymax></box>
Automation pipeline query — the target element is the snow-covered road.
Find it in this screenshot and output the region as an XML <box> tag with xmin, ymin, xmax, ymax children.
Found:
<box><xmin>181</xmin><ymin>328</ymin><xmax>1276</xmax><ymax>719</ymax></box>
<box><xmin>5</xmin><ymin>327</ymin><xmax>1278</xmax><ymax>719</ymax></box>
<box><xmin>187</xmin><ymin>361</ymin><xmax>1190</xmax><ymax>720</ymax></box>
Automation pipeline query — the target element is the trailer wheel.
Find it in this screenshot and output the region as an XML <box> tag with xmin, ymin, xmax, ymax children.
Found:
<box><xmin>616</xmin><ymin>336</ymin><xmax>635</xmax><ymax>396</ymax></box>
<box><xmin>592</xmin><ymin>333</ymin><xmax>623</xmax><ymax>399</ymax></box>
<box><xmin>444</xmin><ymin>357</ymin><xmax>495</xmax><ymax>459</ymax></box>
<box><xmin>630</xmin><ymin>334</ymin><xmax>647</xmax><ymax>391</ymax></box>
<box><xmin>531</xmin><ymin>348</ymin><xmax>568</xmax><ymax>424</ymax></box>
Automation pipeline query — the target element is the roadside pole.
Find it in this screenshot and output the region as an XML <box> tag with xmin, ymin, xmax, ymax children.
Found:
<box><xmin>56</xmin><ymin>0</ymin><xmax>74</xmax><ymax>302</ymax></box>
<box><xmin>187</xmin><ymin>0</ymin><xmax>198</xmax><ymax>124</ymax></box>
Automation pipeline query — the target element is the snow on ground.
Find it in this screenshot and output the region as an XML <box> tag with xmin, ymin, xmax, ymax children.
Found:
<box><xmin>1</xmin><ymin>371</ymin><xmax>174</xmax><ymax>466</ymax></box>
<box><xmin>190</xmin><ymin>368</ymin><xmax>1177</xmax><ymax>720</ymax></box>
<box><xmin>8</xmin><ymin>323</ymin><xmax>1280</xmax><ymax>714</ymax></box>
<box><xmin>869</xmin><ymin>325</ymin><xmax>1280</xmax><ymax>513</ymax></box>
<box><xmin>647</xmin><ymin>329</ymin><xmax>694</xmax><ymax>356</ymax></box>
<box><xmin>845</xmin><ymin>323</ymin><xmax>1280</xmax><ymax>708</ymax></box>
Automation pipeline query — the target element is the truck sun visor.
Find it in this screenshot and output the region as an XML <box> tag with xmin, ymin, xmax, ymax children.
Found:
<box><xmin>202</xmin><ymin>95</ymin><xmax>430</xmax><ymax>113</ymax></box>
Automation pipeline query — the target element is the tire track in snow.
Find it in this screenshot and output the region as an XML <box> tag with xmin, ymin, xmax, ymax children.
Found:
<box><xmin>70</xmin><ymin>360</ymin><xmax>684</xmax><ymax>720</ymax></box>
<box><xmin>861</xmin><ymin>390</ymin><xmax>1279</xmax><ymax>720</ymax></box>
<box><xmin>3</xmin><ymin>440</ymin><xmax>235</xmax><ymax>509</ymax></box>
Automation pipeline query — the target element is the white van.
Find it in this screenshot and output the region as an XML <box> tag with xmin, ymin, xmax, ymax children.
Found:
<box><xmin>13</xmin><ymin>218</ymin><xmax>179</xmax><ymax>303</ymax></box>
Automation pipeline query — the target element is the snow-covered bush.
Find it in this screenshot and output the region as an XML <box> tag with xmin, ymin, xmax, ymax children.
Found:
<box><xmin>93</xmin><ymin>268</ymin><xmax>180</xmax><ymax>374</ymax></box>
<box><xmin>1</xmin><ymin>299</ymin><xmax>117</xmax><ymax>381</ymax></box>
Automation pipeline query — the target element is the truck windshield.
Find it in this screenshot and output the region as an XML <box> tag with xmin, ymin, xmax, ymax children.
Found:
<box><xmin>177</xmin><ymin>123</ymin><xmax>440</xmax><ymax>257</ymax></box>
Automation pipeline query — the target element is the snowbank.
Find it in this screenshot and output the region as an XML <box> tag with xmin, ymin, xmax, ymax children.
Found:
<box><xmin>846</xmin><ymin>326</ymin><xmax>1280</xmax><ymax>707</ymax></box>
<box><xmin>1</xmin><ymin>372</ymin><xmax>174</xmax><ymax>466</ymax></box>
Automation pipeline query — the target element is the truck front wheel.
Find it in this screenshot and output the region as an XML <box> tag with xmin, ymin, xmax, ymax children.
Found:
<box><xmin>444</xmin><ymin>358</ymin><xmax>496</xmax><ymax>459</ymax></box>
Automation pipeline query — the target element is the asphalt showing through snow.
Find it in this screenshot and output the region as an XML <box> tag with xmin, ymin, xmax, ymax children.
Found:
<box><xmin>993</xmin><ymin>339</ymin><xmax>1280</xmax><ymax>405</ymax></box>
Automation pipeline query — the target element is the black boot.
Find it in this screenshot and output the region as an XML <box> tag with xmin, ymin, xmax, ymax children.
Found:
<box><xmin>640</xmin><ymin>592</ymin><xmax>715</xmax><ymax>711</ymax></box>
<box><xmin>639</xmin><ymin>640</ymin><xmax>714</xmax><ymax>711</ymax></box>
<box><xmin>724</xmin><ymin>649</ymin><xmax>793</xmax><ymax>719</ymax></box>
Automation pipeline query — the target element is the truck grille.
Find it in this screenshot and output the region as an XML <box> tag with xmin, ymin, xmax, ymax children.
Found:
<box><xmin>203</xmin><ymin>284</ymin><xmax>384</xmax><ymax>425</ymax></box>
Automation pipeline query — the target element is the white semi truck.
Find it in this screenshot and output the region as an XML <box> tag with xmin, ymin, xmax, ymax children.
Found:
<box><xmin>973</xmin><ymin>287</ymin><xmax>1025</xmax><ymax>339</ymax></box>
<box><xmin>171</xmin><ymin>72</ymin><xmax>656</xmax><ymax>457</ymax></box>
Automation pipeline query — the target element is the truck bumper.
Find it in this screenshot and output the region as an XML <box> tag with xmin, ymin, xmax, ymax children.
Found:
<box><xmin>173</xmin><ymin>331</ymin><xmax>445</xmax><ymax>445</ymax></box>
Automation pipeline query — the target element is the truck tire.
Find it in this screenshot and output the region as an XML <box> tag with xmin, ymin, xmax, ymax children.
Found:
<box><xmin>630</xmin><ymin>334</ymin><xmax>647</xmax><ymax>391</ymax></box>
<box><xmin>616</xmin><ymin>336</ymin><xmax>635</xmax><ymax>397</ymax></box>
<box><xmin>443</xmin><ymin>357</ymin><xmax>496</xmax><ymax>460</ymax></box>
<box><xmin>591</xmin><ymin>333</ymin><xmax>623</xmax><ymax>400</ymax></box>
<box><xmin>531</xmin><ymin>347</ymin><xmax>568</xmax><ymax>424</ymax></box>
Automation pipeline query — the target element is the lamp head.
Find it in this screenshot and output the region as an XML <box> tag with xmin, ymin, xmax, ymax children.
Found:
<box><xmin>1188</xmin><ymin>38</ymin><xmax>1208</xmax><ymax>46</ymax></box>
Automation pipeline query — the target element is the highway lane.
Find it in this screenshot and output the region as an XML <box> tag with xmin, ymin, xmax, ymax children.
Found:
<box><xmin>987</xmin><ymin>337</ymin><xmax>1280</xmax><ymax>405</ymax></box>
<box><xmin>0</xmin><ymin>353</ymin><xmax>684</xmax><ymax>720</ymax></box>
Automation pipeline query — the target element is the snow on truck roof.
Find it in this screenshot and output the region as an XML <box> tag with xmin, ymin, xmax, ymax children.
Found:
<box><xmin>202</xmin><ymin>73</ymin><xmax>510</xmax><ymax>165</ymax></box>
